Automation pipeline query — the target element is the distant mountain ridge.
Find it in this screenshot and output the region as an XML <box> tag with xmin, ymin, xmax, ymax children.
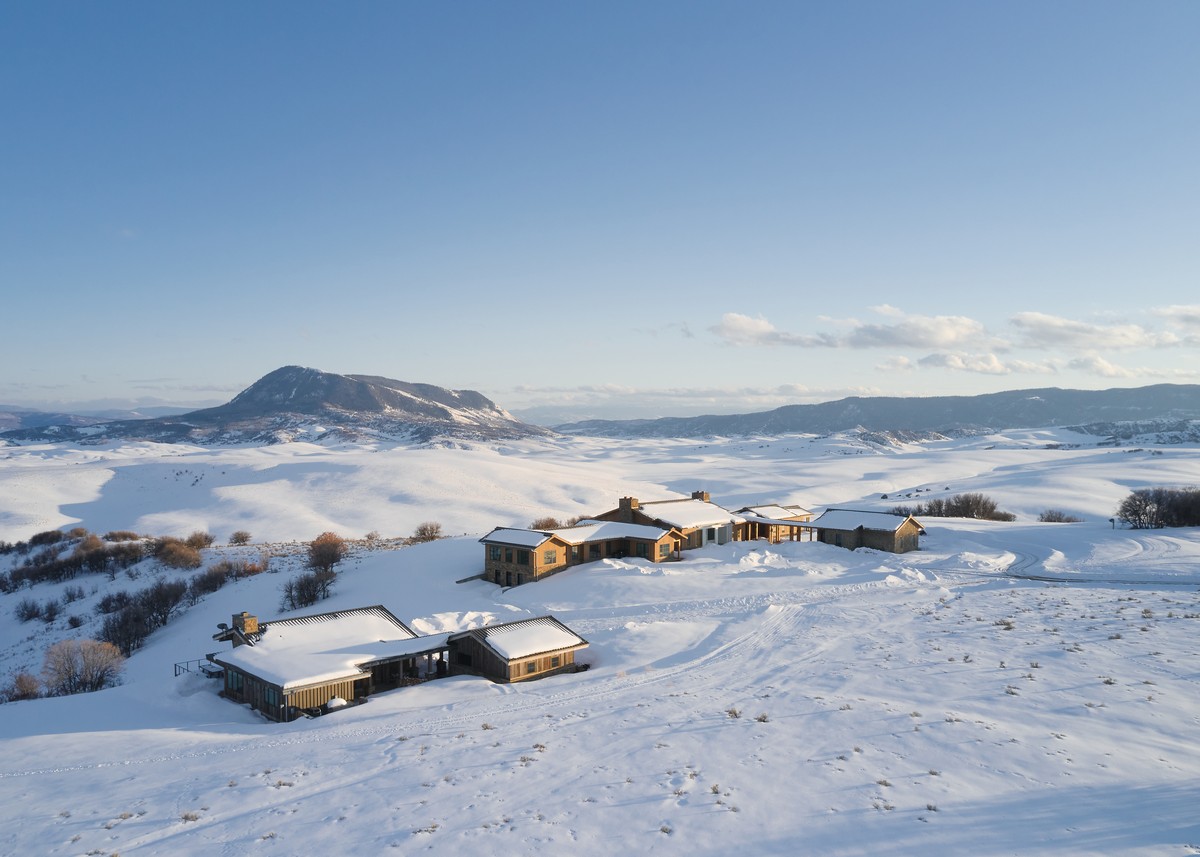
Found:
<box><xmin>556</xmin><ymin>384</ymin><xmax>1200</xmax><ymax>439</ymax></box>
<box><xmin>0</xmin><ymin>367</ymin><xmax>548</xmax><ymax>445</ymax></box>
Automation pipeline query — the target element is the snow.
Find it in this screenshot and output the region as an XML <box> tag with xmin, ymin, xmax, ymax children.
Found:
<box><xmin>808</xmin><ymin>508</ymin><xmax>918</xmax><ymax>531</ymax></box>
<box><xmin>637</xmin><ymin>498</ymin><xmax>743</xmax><ymax>528</ymax></box>
<box><xmin>469</xmin><ymin>617</ymin><xmax>587</xmax><ymax>660</ymax></box>
<box><xmin>214</xmin><ymin>606</ymin><xmax>419</xmax><ymax>689</ymax></box>
<box><xmin>551</xmin><ymin>519</ymin><xmax>675</xmax><ymax>543</ymax></box>
<box><xmin>1</xmin><ymin>428</ymin><xmax>1200</xmax><ymax>854</ymax></box>
<box><xmin>479</xmin><ymin>527</ymin><xmax>553</xmax><ymax>548</ymax></box>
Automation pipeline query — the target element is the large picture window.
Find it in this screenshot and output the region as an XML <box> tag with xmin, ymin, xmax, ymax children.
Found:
<box><xmin>489</xmin><ymin>545</ymin><xmax>502</xmax><ymax>561</ymax></box>
<box><xmin>543</xmin><ymin>549</ymin><xmax>557</xmax><ymax>565</ymax></box>
<box><xmin>517</xmin><ymin>550</ymin><xmax>529</xmax><ymax>565</ymax></box>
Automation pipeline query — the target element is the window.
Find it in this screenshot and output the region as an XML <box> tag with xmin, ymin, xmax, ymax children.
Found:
<box><xmin>543</xmin><ymin>549</ymin><xmax>557</xmax><ymax>565</ymax></box>
<box><xmin>635</xmin><ymin>542</ymin><xmax>647</xmax><ymax>558</ymax></box>
<box><xmin>526</xmin><ymin>661</ymin><xmax>536</xmax><ymax>674</ymax></box>
<box><xmin>504</xmin><ymin>548</ymin><xmax>513</xmax><ymax>563</ymax></box>
<box><xmin>489</xmin><ymin>545</ymin><xmax>501</xmax><ymax>561</ymax></box>
<box><xmin>550</xmin><ymin>655</ymin><xmax>560</xmax><ymax>668</ymax></box>
<box><xmin>707</xmin><ymin>527</ymin><xmax>716</xmax><ymax>540</ymax></box>
<box><xmin>517</xmin><ymin>550</ymin><xmax>529</xmax><ymax>565</ymax></box>
<box><xmin>571</xmin><ymin>546</ymin><xmax>580</xmax><ymax>561</ymax></box>
<box><xmin>265</xmin><ymin>686</ymin><xmax>279</xmax><ymax>708</ymax></box>
<box><xmin>589</xmin><ymin>544</ymin><xmax>601</xmax><ymax>559</ymax></box>
<box><xmin>659</xmin><ymin>542</ymin><xmax>670</xmax><ymax>558</ymax></box>
<box><xmin>516</xmin><ymin>573</ymin><xmax>524</xmax><ymax>585</ymax></box>
<box><xmin>225</xmin><ymin>670</ymin><xmax>243</xmax><ymax>694</ymax></box>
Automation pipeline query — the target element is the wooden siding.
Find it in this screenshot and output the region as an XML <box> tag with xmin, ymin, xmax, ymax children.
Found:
<box><xmin>483</xmin><ymin>533</ymin><xmax>679</xmax><ymax>587</ymax></box>
<box><xmin>818</xmin><ymin>519</ymin><xmax>921</xmax><ymax>554</ymax></box>
<box><xmin>447</xmin><ymin>636</ymin><xmax>580</xmax><ymax>683</ymax></box>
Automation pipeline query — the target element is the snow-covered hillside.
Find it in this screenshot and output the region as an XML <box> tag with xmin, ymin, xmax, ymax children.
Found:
<box><xmin>1</xmin><ymin>429</ymin><xmax>1199</xmax><ymax>855</ymax></box>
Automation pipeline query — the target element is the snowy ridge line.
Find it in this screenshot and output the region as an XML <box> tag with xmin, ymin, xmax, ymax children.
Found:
<box><xmin>0</xmin><ymin>604</ymin><xmax>809</xmax><ymax>780</ymax></box>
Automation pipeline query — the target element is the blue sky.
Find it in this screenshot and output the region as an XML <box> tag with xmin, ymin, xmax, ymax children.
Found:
<box><xmin>2</xmin><ymin>2</ymin><xmax>1197</xmax><ymax>422</ymax></box>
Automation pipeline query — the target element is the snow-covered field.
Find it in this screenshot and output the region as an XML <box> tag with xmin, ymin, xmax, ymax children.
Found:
<box><xmin>2</xmin><ymin>430</ymin><xmax>1199</xmax><ymax>855</ymax></box>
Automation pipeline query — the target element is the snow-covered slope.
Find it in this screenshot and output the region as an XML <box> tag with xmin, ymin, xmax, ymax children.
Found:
<box><xmin>2</xmin><ymin>428</ymin><xmax>1199</xmax><ymax>855</ymax></box>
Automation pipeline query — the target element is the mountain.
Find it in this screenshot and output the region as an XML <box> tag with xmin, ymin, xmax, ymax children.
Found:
<box><xmin>556</xmin><ymin>384</ymin><xmax>1200</xmax><ymax>438</ymax></box>
<box><xmin>0</xmin><ymin>367</ymin><xmax>549</xmax><ymax>445</ymax></box>
<box><xmin>0</xmin><ymin>405</ymin><xmax>113</xmax><ymax>432</ymax></box>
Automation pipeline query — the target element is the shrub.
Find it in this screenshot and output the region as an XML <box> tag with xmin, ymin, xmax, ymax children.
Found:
<box><xmin>4</xmin><ymin>671</ymin><xmax>41</xmax><ymax>701</ymax></box>
<box><xmin>42</xmin><ymin>639</ymin><xmax>125</xmax><ymax>695</ymax></box>
<box><xmin>138</xmin><ymin>577</ymin><xmax>188</xmax><ymax>628</ymax></box>
<box><xmin>96</xmin><ymin>590</ymin><xmax>134</xmax><ymax>615</ymax></box>
<box><xmin>103</xmin><ymin>530</ymin><xmax>141</xmax><ymax>542</ymax></box>
<box><xmin>185</xmin><ymin>530</ymin><xmax>215</xmax><ymax>550</ymax></box>
<box><xmin>188</xmin><ymin>566</ymin><xmax>228</xmax><ymax>604</ymax></box>
<box><xmin>281</xmin><ymin>570</ymin><xmax>335</xmax><ymax>611</ymax></box>
<box><xmin>228</xmin><ymin>530</ymin><xmax>252</xmax><ymax>546</ymax></box>
<box><xmin>307</xmin><ymin>532</ymin><xmax>346</xmax><ymax>573</ymax></box>
<box><xmin>1039</xmin><ymin>509</ymin><xmax>1082</xmax><ymax>523</ymax></box>
<box><xmin>156</xmin><ymin>540</ymin><xmax>202</xmax><ymax>570</ymax></box>
<box><xmin>99</xmin><ymin>605</ymin><xmax>152</xmax><ymax>656</ymax></box>
<box><xmin>891</xmin><ymin>493</ymin><xmax>1015</xmax><ymax>522</ymax></box>
<box><xmin>62</xmin><ymin>584</ymin><xmax>86</xmax><ymax>604</ymax></box>
<box><xmin>29</xmin><ymin>529</ymin><xmax>65</xmax><ymax>547</ymax></box>
<box><xmin>15</xmin><ymin>598</ymin><xmax>42</xmax><ymax>622</ymax></box>
<box><xmin>41</xmin><ymin>600</ymin><xmax>61</xmax><ymax>623</ymax></box>
<box><xmin>411</xmin><ymin>521</ymin><xmax>443</xmax><ymax>543</ymax></box>
<box><xmin>529</xmin><ymin>517</ymin><xmax>562</xmax><ymax>530</ymax></box>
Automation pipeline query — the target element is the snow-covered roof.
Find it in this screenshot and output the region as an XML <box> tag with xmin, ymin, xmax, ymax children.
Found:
<box><xmin>481</xmin><ymin>520</ymin><xmax>676</xmax><ymax>548</ymax></box>
<box><xmin>212</xmin><ymin>605</ymin><xmax>438</xmax><ymax>691</ymax></box>
<box><xmin>479</xmin><ymin>527</ymin><xmax>554</xmax><ymax>548</ymax></box>
<box><xmin>550</xmin><ymin>519</ymin><xmax>675</xmax><ymax>544</ymax></box>
<box><xmin>640</xmin><ymin>499</ymin><xmax>743</xmax><ymax>529</ymax></box>
<box><xmin>809</xmin><ymin>509</ymin><xmax>919</xmax><ymax>532</ymax></box>
<box><xmin>454</xmin><ymin>616</ymin><xmax>587</xmax><ymax>661</ymax></box>
<box><xmin>738</xmin><ymin>504</ymin><xmax>812</xmax><ymax>520</ymax></box>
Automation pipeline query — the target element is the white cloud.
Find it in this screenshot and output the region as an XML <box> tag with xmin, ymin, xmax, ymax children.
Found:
<box><xmin>917</xmin><ymin>352</ymin><xmax>1013</xmax><ymax>375</ymax></box>
<box><xmin>1067</xmin><ymin>355</ymin><xmax>1138</xmax><ymax>378</ymax></box>
<box><xmin>710</xmin><ymin>309</ymin><xmax>992</xmax><ymax>350</ymax></box>
<box><xmin>1010</xmin><ymin>312</ymin><xmax>1178</xmax><ymax>350</ymax></box>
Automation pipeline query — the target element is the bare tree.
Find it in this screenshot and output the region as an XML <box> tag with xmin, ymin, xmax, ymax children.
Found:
<box><xmin>529</xmin><ymin>516</ymin><xmax>563</xmax><ymax>530</ymax></box>
<box><xmin>229</xmin><ymin>530</ymin><xmax>252</xmax><ymax>546</ymax></box>
<box><xmin>411</xmin><ymin>522</ymin><xmax>443</xmax><ymax>543</ymax></box>
<box><xmin>42</xmin><ymin>639</ymin><xmax>125</xmax><ymax>696</ymax></box>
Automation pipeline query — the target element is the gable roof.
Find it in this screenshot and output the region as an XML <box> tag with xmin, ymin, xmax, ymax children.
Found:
<box><xmin>639</xmin><ymin>498</ymin><xmax>743</xmax><ymax>529</ymax></box>
<box><xmin>737</xmin><ymin>504</ymin><xmax>813</xmax><ymax>520</ymax></box>
<box><xmin>808</xmin><ymin>509</ymin><xmax>921</xmax><ymax>533</ymax></box>
<box><xmin>451</xmin><ymin>615</ymin><xmax>588</xmax><ymax>661</ymax></box>
<box><xmin>480</xmin><ymin>520</ymin><xmax>678</xmax><ymax>549</ymax></box>
<box><xmin>211</xmin><ymin>605</ymin><xmax>426</xmax><ymax>691</ymax></box>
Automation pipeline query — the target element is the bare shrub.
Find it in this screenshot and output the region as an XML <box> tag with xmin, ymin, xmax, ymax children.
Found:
<box><xmin>307</xmin><ymin>532</ymin><xmax>346</xmax><ymax>573</ymax></box>
<box><xmin>281</xmin><ymin>570</ymin><xmax>335</xmax><ymax>611</ymax></box>
<box><xmin>103</xmin><ymin>530</ymin><xmax>141</xmax><ymax>542</ymax></box>
<box><xmin>529</xmin><ymin>517</ymin><xmax>563</xmax><ymax>530</ymax></box>
<box><xmin>41</xmin><ymin>600</ymin><xmax>61</xmax><ymax>623</ymax></box>
<box><xmin>1039</xmin><ymin>509</ymin><xmax>1082</xmax><ymax>523</ymax></box>
<box><xmin>5</xmin><ymin>671</ymin><xmax>41</xmax><ymax>701</ymax></box>
<box><xmin>155</xmin><ymin>539</ymin><xmax>202</xmax><ymax>569</ymax></box>
<box><xmin>15</xmin><ymin>598</ymin><xmax>42</xmax><ymax>622</ymax></box>
<box><xmin>42</xmin><ymin>639</ymin><xmax>125</xmax><ymax>695</ymax></box>
<box><xmin>185</xmin><ymin>530</ymin><xmax>215</xmax><ymax>549</ymax></box>
<box><xmin>228</xmin><ymin>530</ymin><xmax>252</xmax><ymax>546</ymax></box>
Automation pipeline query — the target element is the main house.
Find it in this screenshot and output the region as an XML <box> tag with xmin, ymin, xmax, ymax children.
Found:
<box><xmin>479</xmin><ymin>519</ymin><xmax>684</xmax><ymax>586</ymax></box>
<box><xmin>591</xmin><ymin>491</ymin><xmax>745</xmax><ymax>548</ymax></box>
<box><xmin>209</xmin><ymin>607</ymin><xmax>588</xmax><ymax>722</ymax></box>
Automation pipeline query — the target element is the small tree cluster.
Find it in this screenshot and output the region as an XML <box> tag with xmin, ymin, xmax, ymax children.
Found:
<box><xmin>1116</xmin><ymin>487</ymin><xmax>1200</xmax><ymax>529</ymax></box>
<box><xmin>98</xmin><ymin>577</ymin><xmax>189</xmax><ymax>655</ymax></box>
<box><xmin>529</xmin><ymin>516</ymin><xmax>563</xmax><ymax>530</ymax></box>
<box><xmin>891</xmin><ymin>493</ymin><xmax>1015</xmax><ymax>522</ymax></box>
<box><xmin>41</xmin><ymin>639</ymin><xmax>125</xmax><ymax>696</ymax></box>
<box><xmin>184</xmin><ymin>530</ymin><xmax>215</xmax><ymax>549</ymax></box>
<box><xmin>281</xmin><ymin>570</ymin><xmax>336</xmax><ymax>611</ymax></box>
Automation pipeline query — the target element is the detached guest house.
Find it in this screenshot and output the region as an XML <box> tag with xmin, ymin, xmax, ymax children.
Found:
<box><xmin>208</xmin><ymin>607</ymin><xmax>588</xmax><ymax>722</ymax></box>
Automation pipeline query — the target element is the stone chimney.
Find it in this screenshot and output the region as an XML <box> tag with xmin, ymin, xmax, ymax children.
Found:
<box><xmin>618</xmin><ymin>496</ymin><xmax>639</xmax><ymax>523</ymax></box>
<box><xmin>232</xmin><ymin>612</ymin><xmax>259</xmax><ymax>637</ymax></box>
<box><xmin>691</xmin><ymin>490</ymin><xmax>711</xmax><ymax>503</ymax></box>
